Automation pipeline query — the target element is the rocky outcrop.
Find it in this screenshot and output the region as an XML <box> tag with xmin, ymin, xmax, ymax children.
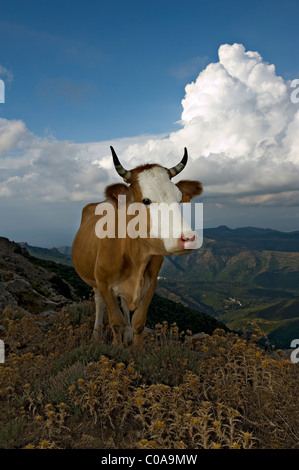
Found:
<box><xmin>0</xmin><ymin>237</ymin><xmax>74</xmax><ymax>315</ymax></box>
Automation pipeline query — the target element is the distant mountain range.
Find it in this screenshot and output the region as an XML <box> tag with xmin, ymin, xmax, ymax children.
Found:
<box><xmin>203</xmin><ymin>225</ymin><xmax>299</xmax><ymax>251</ymax></box>
<box><xmin>16</xmin><ymin>226</ymin><xmax>299</xmax><ymax>347</ymax></box>
<box><xmin>158</xmin><ymin>226</ymin><xmax>299</xmax><ymax>347</ymax></box>
<box><xmin>18</xmin><ymin>242</ymin><xmax>73</xmax><ymax>266</ymax></box>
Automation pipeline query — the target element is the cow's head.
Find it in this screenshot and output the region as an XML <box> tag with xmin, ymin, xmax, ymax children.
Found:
<box><xmin>105</xmin><ymin>147</ymin><xmax>203</xmax><ymax>255</ymax></box>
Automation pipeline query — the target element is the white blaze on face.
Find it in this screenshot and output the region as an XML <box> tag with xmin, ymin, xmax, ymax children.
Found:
<box><xmin>137</xmin><ymin>166</ymin><xmax>197</xmax><ymax>252</ymax></box>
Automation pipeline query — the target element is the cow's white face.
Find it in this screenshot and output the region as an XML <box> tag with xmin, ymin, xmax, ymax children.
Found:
<box><xmin>137</xmin><ymin>166</ymin><xmax>198</xmax><ymax>253</ymax></box>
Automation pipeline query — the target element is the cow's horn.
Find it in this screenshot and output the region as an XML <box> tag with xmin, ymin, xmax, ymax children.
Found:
<box><xmin>168</xmin><ymin>148</ymin><xmax>188</xmax><ymax>177</ymax></box>
<box><xmin>110</xmin><ymin>146</ymin><xmax>132</xmax><ymax>181</ymax></box>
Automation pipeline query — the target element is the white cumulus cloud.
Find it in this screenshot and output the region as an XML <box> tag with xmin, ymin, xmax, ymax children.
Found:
<box><xmin>0</xmin><ymin>118</ymin><xmax>27</xmax><ymax>156</ymax></box>
<box><xmin>0</xmin><ymin>43</ymin><xmax>299</xmax><ymax>212</ymax></box>
<box><xmin>118</xmin><ymin>43</ymin><xmax>299</xmax><ymax>207</ymax></box>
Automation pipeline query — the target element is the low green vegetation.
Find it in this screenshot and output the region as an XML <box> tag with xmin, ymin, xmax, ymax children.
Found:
<box><xmin>28</xmin><ymin>256</ymin><xmax>92</xmax><ymax>300</ymax></box>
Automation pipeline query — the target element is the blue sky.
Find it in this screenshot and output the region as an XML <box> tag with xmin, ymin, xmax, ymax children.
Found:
<box><xmin>2</xmin><ymin>0</ymin><xmax>298</xmax><ymax>141</ymax></box>
<box><xmin>1</xmin><ymin>0</ymin><xmax>299</xmax><ymax>246</ymax></box>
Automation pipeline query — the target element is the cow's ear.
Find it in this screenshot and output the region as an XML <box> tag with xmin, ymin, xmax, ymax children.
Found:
<box><xmin>105</xmin><ymin>183</ymin><xmax>133</xmax><ymax>204</ymax></box>
<box><xmin>176</xmin><ymin>180</ymin><xmax>203</xmax><ymax>202</ymax></box>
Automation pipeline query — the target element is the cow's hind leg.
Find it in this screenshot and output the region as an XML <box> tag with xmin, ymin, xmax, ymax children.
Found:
<box><xmin>92</xmin><ymin>287</ymin><xmax>107</xmax><ymax>340</ymax></box>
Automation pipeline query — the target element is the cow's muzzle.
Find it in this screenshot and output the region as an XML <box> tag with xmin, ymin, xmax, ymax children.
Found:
<box><xmin>179</xmin><ymin>232</ymin><xmax>198</xmax><ymax>250</ymax></box>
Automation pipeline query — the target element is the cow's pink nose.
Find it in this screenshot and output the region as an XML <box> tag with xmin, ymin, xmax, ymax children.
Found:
<box><xmin>180</xmin><ymin>234</ymin><xmax>196</xmax><ymax>243</ymax></box>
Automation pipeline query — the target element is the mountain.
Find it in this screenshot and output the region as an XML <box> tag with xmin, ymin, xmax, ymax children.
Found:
<box><xmin>203</xmin><ymin>225</ymin><xmax>299</xmax><ymax>251</ymax></box>
<box><xmin>18</xmin><ymin>242</ymin><xmax>73</xmax><ymax>266</ymax></box>
<box><xmin>57</xmin><ymin>246</ymin><xmax>72</xmax><ymax>256</ymax></box>
<box><xmin>158</xmin><ymin>226</ymin><xmax>299</xmax><ymax>347</ymax></box>
<box><xmin>0</xmin><ymin>237</ymin><xmax>76</xmax><ymax>314</ymax></box>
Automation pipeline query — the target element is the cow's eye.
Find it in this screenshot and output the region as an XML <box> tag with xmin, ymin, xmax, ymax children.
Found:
<box><xmin>142</xmin><ymin>198</ymin><xmax>151</xmax><ymax>205</ymax></box>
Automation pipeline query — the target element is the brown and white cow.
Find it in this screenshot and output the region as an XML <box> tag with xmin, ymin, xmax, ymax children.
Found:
<box><xmin>72</xmin><ymin>147</ymin><xmax>203</xmax><ymax>346</ymax></box>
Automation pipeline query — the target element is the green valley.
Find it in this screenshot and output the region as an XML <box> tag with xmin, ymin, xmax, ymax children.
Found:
<box><xmin>158</xmin><ymin>226</ymin><xmax>299</xmax><ymax>347</ymax></box>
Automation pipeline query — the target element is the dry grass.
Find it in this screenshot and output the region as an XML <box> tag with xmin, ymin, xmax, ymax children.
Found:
<box><xmin>0</xmin><ymin>301</ymin><xmax>298</xmax><ymax>449</ymax></box>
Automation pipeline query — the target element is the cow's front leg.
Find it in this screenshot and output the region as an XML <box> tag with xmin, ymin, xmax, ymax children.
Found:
<box><xmin>131</xmin><ymin>256</ymin><xmax>163</xmax><ymax>347</ymax></box>
<box><xmin>120</xmin><ymin>298</ymin><xmax>134</xmax><ymax>344</ymax></box>
<box><xmin>97</xmin><ymin>284</ymin><xmax>125</xmax><ymax>344</ymax></box>
<box><xmin>131</xmin><ymin>290</ymin><xmax>154</xmax><ymax>347</ymax></box>
<box><xmin>92</xmin><ymin>287</ymin><xmax>108</xmax><ymax>340</ymax></box>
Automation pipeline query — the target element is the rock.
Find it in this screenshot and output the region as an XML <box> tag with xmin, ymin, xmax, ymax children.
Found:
<box><xmin>0</xmin><ymin>237</ymin><xmax>74</xmax><ymax>316</ymax></box>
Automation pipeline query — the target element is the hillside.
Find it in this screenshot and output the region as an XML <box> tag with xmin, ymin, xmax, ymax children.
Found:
<box><xmin>14</xmin><ymin>226</ymin><xmax>299</xmax><ymax>347</ymax></box>
<box><xmin>203</xmin><ymin>225</ymin><xmax>299</xmax><ymax>252</ymax></box>
<box><xmin>158</xmin><ymin>226</ymin><xmax>299</xmax><ymax>347</ymax></box>
<box><xmin>0</xmin><ymin>236</ymin><xmax>224</xmax><ymax>337</ymax></box>
<box><xmin>0</xmin><ymin>302</ymin><xmax>298</xmax><ymax>449</ymax></box>
<box><xmin>0</xmin><ymin>237</ymin><xmax>76</xmax><ymax>314</ymax></box>
<box><xmin>225</xmin><ymin>297</ymin><xmax>299</xmax><ymax>348</ymax></box>
<box><xmin>18</xmin><ymin>242</ymin><xmax>73</xmax><ymax>266</ymax></box>
<box><xmin>1</xmin><ymin>233</ymin><xmax>298</xmax><ymax>450</ymax></box>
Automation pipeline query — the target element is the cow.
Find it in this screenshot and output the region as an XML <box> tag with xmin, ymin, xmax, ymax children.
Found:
<box><xmin>72</xmin><ymin>146</ymin><xmax>203</xmax><ymax>346</ymax></box>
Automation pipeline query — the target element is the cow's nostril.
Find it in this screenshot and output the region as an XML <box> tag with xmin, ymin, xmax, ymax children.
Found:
<box><xmin>181</xmin><ymin>234</ymin><xmax>196</xmax><ymax>243</ymax></box>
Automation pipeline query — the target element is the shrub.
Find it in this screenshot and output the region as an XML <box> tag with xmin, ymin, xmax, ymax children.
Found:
<box><xmin>0</xmin><ymin>302</ymin><xmax>298</xmax><ymax>449</ymax></box>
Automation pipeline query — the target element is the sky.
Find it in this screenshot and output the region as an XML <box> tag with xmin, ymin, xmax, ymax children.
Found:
<box><xmin>0</xmin><ymin>0</ymin><xmax>299</xmax><ymax>247</ymax></box>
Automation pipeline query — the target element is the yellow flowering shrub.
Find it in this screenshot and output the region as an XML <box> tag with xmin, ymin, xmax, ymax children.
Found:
<box><xmin>0</xmin><ymin>303</ymin><xmax>298</xmax><ymax>449</ymax></box>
